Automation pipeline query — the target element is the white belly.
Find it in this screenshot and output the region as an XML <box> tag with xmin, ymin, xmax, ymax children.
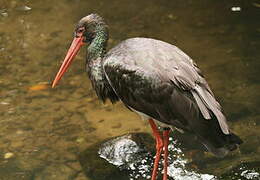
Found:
<box><xmin>129</xmin><ymin>107</ymin><xmax>184</xmax><ymax>133</ymax></box>
<box><xmin>129</xmin><ymin>107</ymin><xmax>172</xmax><ymax>128</ymax></box>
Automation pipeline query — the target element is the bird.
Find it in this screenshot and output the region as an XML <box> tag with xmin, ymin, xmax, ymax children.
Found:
<box><xmin>52</xmin><ymin>14</ymin><xmax>242</xmax><ymax>180</ymax></box>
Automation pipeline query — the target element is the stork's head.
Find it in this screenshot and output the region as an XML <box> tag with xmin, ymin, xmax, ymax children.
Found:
<box><xmin>75</xmin><ymin>14</ymin><xmax>107</xmax><ymax>43</ymax></box>
<box><xmin>52</xmin><ymin>14</ymin><xmax>107</xmax><ymax>88</ymax></box>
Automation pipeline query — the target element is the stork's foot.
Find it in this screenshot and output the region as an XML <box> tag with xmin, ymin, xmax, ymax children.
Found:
<box><xmin>148</xmin><ymin>119</ymin><xmax>171</xmax><ymax>180</ymax></box>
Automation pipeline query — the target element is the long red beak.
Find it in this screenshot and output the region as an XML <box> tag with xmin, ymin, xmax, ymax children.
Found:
<box><xmin>52</xmin><ymin>36</ymin><xmax>84</xmax><ymax>88</ymax></box>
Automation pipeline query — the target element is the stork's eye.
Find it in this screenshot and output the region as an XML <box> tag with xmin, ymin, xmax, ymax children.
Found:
<box><xmin>75</xmin><ymin>27</ymin><xmax>85</xmax><ymax>37</ymax></box>
<box><xmin>78</xmin><ymin>28</ymin><xmax>84</xmax><ymax>33</ymax></box>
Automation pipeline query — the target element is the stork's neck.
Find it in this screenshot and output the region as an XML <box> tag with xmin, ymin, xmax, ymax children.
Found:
<box><xmin>83</xmin><ymin>18</ymin><xmax>118</xmax><ymax>103</ymax></box>
<box><xmin>86</xmin><ymin>24</ymin><xmax>113</xmax><ymax>101</ymax></box>
<box><xmin>87</xmin><ymin>25</ymin><xmax>108</xmax><ymax>61</ymax></box>
<box><xmin>86</xmin><ymin>24</ymin><xmax>108</xmax><ymax>82</ymax></box>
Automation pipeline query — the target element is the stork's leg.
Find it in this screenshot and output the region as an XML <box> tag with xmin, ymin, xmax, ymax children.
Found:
<box><xmin>162</xmin><ymin>128</ymin><xmax>170</xmax><ymax>180</ymax></box>
<box><xmin>149</xmin><ymin>119</ymin><xmax>163</xmax><ymax>180</ymax></box>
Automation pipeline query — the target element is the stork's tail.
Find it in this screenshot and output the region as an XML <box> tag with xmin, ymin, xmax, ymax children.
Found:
<box><xmin>225</xmin><ymin>132</ymin><xmax>243</xmax><ymax>150</ymax></box>
<box><xmin>200</xmin><ymin>132</ymin><xmax>243</xmax><ymax>157</ymax></box>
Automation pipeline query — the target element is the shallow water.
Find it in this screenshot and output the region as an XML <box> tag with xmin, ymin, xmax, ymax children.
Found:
<box><xmin>0</xmin><ymin>0</ymin><xmax>259</xmax><ymax>179</ymax></box>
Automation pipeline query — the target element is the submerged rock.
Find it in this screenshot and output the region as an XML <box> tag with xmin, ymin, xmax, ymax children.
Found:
<box><xmin>220</xmin><ymin>161</ymin><xmax>260</xmax><ymax>180</ymax></box>
<box><xmin>79</xmin><ymin>133</ymin><xmax>216</xmax><ymax>180</ymax></box>
<box><xmin>79</xmin><ymin>133</ymin><xmax>154</xmax><ymax>180</ymax></box>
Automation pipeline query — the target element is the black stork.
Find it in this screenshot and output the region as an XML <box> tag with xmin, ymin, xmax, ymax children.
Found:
<box><xmin>52</xmin><ymin>14</ymin><xmax>242</xmax><ymax>180</ymax></box>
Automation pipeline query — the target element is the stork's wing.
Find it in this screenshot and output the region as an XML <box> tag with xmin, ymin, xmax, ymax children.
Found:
<box><xmin>103</xmin><ymin>38</ymin><xmax>229</xmax><ymax>134</ymax></box>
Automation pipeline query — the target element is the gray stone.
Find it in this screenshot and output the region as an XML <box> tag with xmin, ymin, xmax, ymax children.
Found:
<box><xmin>79</xmin><ymin>132</ymin><xmax>218</xmax><ymax>180</ymax></box>
<box><xmin>79</xmin><ymin>133</ymin><xmax>154</xmax><ymax>180</ymax></box>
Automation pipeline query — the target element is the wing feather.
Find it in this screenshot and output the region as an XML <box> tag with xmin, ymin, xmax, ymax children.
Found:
<box><xmin>102</xmin><ymin>38</ymin><xmax>230</xmax><ymax>134</ymax></box>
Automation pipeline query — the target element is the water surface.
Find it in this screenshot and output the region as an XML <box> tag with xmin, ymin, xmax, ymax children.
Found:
<box><xmin>0</xmin><ymin>0</ymin><xmax>259</xmax><ymax>179</ymax></box>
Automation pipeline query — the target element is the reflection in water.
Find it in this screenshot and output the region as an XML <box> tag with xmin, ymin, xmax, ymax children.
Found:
<box><xmin>0</xmin><ymin>0</ymin><xmax>259</xmax><ymax>179</ymax></box>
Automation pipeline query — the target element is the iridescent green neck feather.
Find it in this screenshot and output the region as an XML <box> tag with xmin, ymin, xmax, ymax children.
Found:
<box><xmin>86</xmin><ymin>23</ymin><xmax>118</xmax><ymax>103</ymax></box>
<box><xmin>87</xmin><ymin>24</ymin><xmax>108</xmax><ymax>60</ymax></box>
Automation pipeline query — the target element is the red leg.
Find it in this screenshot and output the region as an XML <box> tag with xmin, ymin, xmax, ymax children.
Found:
<box><xmin>163</xmin><ymin>129</ymin><xmax>170</xmax><ymax>180</ymax></box>
<box><xmin>149</xmin><ymin>119</ymin><xmax>163</xmax><ymax>180</ymax></box>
